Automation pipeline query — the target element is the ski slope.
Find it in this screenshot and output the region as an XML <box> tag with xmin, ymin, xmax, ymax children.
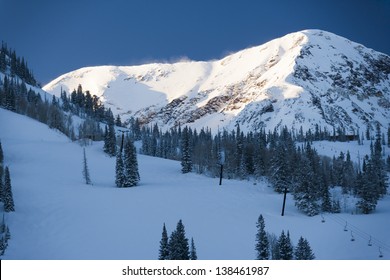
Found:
<box><xmin>0</xmin><ymin>108</ymin><xmax>389</xmax><ymax>260</ymax></box>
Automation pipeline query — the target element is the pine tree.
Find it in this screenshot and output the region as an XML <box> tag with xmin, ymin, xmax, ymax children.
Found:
<box><xmin>115</xmin><ymin>114</ymin><xmax>122</xmax><ymax>127</ymax></box>
<box><xmin>277</xmin><ymin>230</ymin><xmax>293</xmax><ymax>260</ymax></box>
<box><xmin>0</xmin><ymin>214</ymin><xmax>5</xmax><ymax>234</ymax></box>
<box><xmin>294</xmin><ymin>236</ymin><xmax>315</xmax><ymax>260</ymax></box>
<box><xmin>0</xmin><ymin>237</ymin><xmax>5</xmax><ymax>256</ymax></box>
<box><xmin>181</xmin><ymin>127</ymin><xmax>192</xmax><ymax>174</ymax></box>
<box><xmin>321</xmin><ymin>185</ymin><xmax>332</xmax><ymax>213</ymax></box>
<box><xmin>168</xmin><ymin>220</ymin><xmax>190</xmax><ymax>260</ymax></box>
<box><xmin>123</xmin><ymin>139</ymin><xmax>140</xmax><ymax>187</ymax></box>
<box><xmin>115</xmin><ymin>149</ymin><xmax>125</xmax><ymax>188</ymax></box>
<box><xmin>266</xmin><ymin>232</ymin><xmax>279</xmax><ymax>260</ymax></box>
<box><xmin>189</xmin><ymin>237</ymin><xmax>198</xmax><ymax>260</ymax></box>
<box><xmin>82</xmin><ymin>148</ymin><xmax>92</xmax><ymax>185</ymax></box>
<box><xmin>103</xmin><ymin>125</ymin><xmax>109</xmax><ymax>153</ymax></box>
<box><xmin>158</xmin><ymin>223</ymin><xmax>169</xmax><ymax>260</ymax></box>
<box><xmin>372</xmin><ymin>123</ymin><xmax>387</xmax><ymax>198</ymax></box>
<box><xmin>294</xmin><ymin>154</ymin><xmax>320</xmax><ymax>216</ymax></box>
<box><xmin>0</xmin><ymin>140</ymin><xmax>3</xmax><ymax>164</ymax></box>
<box><xmin>3</xmin><ymin>166</ymin><xmax>15</xmax><ymax>212</ymax></box>
<box><xmin>0</xmin><ymin>47</ymin><xmax>6</xmax><ymax>73</ymax></box>
<box><xmin>5</xmin><ymin>224</ymin><xmax>10</xmax><ymax>242</ymax></box>
<box><xmin>356</xmin><ymin>166</ymin><xmax>377</xmax><ymax>214</ymax></box>
<box><xmin>387</xmin><ymin>126</ymin><xmax>390</xmax><ymax>148</ymax></box>
<box><xmin>0</xmin><ymin>168</ymin><xmax>3</xmax><ymax>203</ymax></box>
<box><xmin>0</xmin><ymin>141</ymin><xmax>3</xmax><ymax>202</ymax></box>
<box><xmin>103</xmin><ymin>124</ymin><xmax>116</xmax><ymax>157</ymax></box>
<box><xmin>255</xmin><ymin>214</ymin><xmax>269</xmax><ymax>260</ymax></box>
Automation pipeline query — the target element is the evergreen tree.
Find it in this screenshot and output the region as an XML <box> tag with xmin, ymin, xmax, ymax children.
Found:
<box><xmin>123</xmin><ymin>139</ymin><xmax>140</xmax><ymax>187</ymax></box>
<box><xmin>3</xmin><ymin>166</ymin><xmax>15</xmax><ymax>212</ymax></box>
<box><xmin>168</xmin><ymin>220</ymin><xmax>190</xmax><ymax>260</ymax></box>
<box><xmin>277</xmin><ymin>230</ymin><xmax>293</xmax><ymax>260</ymax></box>
<box><xmin>0</xmin><ymin>47</ymin><xmax>6</xmax><ymax>73</ymax></box>
<box><xmin>266</xmin><ymin>232</ymin><xmax>279</xmax><ymax>260</ymax></box>
<box><xmin>270</xmin><ymin>144</ymin><xmax>290</xmax><ymax>192</ymax></box>
<box><xmin>0</xmin><ymin>167</ymin><xmax>3</xmax><ymax>203</ymax></box>
<box><xmin>60</xmin><ymin>89</ymin><xmax>70</xmax><ymax>112</ymax></box>
<box><xmin>372</xmin><ymin>123</ymin><xmax>387</xmax><ymax>198</ymax></box>
<box><xmin>293</xmin><ymin>152</ymin><xmax>320</xmax><ymax>216</ymax></box>
<box><xmin>255</xmin><ymin>214</ymin><xmax>269</xmax><ymax>260</ymax></box>
<box><xmin>0</xmin><ymin>214</ymin><xmax>5</xmax><ymax>234</ymax></box>
<box><xmin>115</xmin><ymin>149</ymin><xmax>125</xmax><ymax>188</ymax></box>
<box><xmin>356</xmin><ymin>164</ymin><xmax>377</xmax><ymax>214</ymax></box>
<box><xmin>190</xmin><ymin>237</ymin><xmax>198</xmax><ymax>260</ymax></box>
<box><xmin>0</xmin><ymin>140</ymin><xmax>3</xmax><ymax>164</ymax></box>
<box><xmin>0</xmin><ymin>237</ymin><xmax>5</xmax><ymax>256</ymax></box>
<box><xmin>115</xmin><ymin>114</ymin><xmax>122</xmax><ymax>127</ymax></box>
<box><xmin>181</xmin><ymin>127</ymin><xmax>192</xmax><ymax>173</ymax></box>
<box><xmin>103</xmin><ymin>125</ymin><xmax>109</xmax><ymax>153</ymax></box>
<box><xmin>82</xmin><ymin>148</ymin><xmax>92</xmax><ymax>185</ymax></box>
<box><xmin>387</xmin><ymin>126</ymin><xmax>390</xmax><ymax>148</ymax></box>
<box><xmin>294</xmin><ymin>236</ymin><xmax>315</xmax><ymax>260</ymax></box>
<box><xmin>103</xmin><ymin>124</ymin><xmax>116</xmax><ymax>157</ymax></box>
<box><xmin>158</xmin><ymin>223</ymin><xmax>169</xmax><ymax>260</ymax></box>
<box><xmin>5</xmin><ymin>224</ymin><xmax>11</xmax><ymax>242</ymax></box>
<box><xmin>0</xmin><ymin>141</ymin><xmax>3</xmax><ymax>203</ymax></box>
<box><xmin>321</xmin><ymin>185</ymin><xmax>333</xmax><ymax>213</ymax></box>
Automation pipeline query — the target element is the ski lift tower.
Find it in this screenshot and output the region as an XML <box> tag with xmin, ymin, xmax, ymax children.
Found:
<box><xmin>281</xmin><ymin>187</ymin><xmax>288</xmax><ymax>216</ymax></box>
<box><xmin>218</xmin><ymin>150</ymin><xmax>225</xmax><ymax>186</ymax></box>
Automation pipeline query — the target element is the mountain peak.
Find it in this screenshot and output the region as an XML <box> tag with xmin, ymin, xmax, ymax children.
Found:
<box><xmin>43</xmin><ymin>30</ymin><xmax>390</xmax><ymax>134</ymax></box>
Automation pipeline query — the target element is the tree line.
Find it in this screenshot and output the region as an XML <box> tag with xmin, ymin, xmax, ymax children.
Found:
<box><xmin>158</xmin><ymin>220</ymin><xmax>197</xmax><ymax>260</ymax></box>
<box><xmin>1</xmin><ymin>43</ymin><xmax>388</xmax><ymax>216</ymax></box>
<box><xmin>0</xmin><ymin>141</ymin><xmax>15</xmax><ymax>213</ymax></box>
<box><xmin>140</xmin><ymin>123</ymin><xmax>389</xmax><ymax>216</ymax></box>
<box><xmin>0</xmin><ymin>41</ymin><xmax>37</xmax><ymax>87</ymax></box>
<box><xmin>255</xmin><ymin>214</ymin><xmax>315</xmax><ymax>260</ymax></box>
<box><xmin>0</xmin><ymin>141</ymin><xmax>14</xmax><ymax>256</ymax></box>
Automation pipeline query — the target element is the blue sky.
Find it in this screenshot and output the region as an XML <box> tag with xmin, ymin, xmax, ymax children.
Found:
<box><xmin>1</xmin><ymin>0</ymin><xmax>389</xmax><ymax>84</ymax></box>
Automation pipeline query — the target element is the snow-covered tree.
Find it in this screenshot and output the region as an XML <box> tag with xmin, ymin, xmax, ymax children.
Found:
<box><xmin>277</xmin><ymin>230</ymin><xmax>293</xmax><ymax>260</ymax></box>
<box><xmin>255</xmin><ymin>214</ymin><xmax>269</xmax><ymax>260</ymax></box>
<box><xmin>123</xmin><ymin>139</ymin><xmax>140</xmax><ymax>187</ymax></box>
<box><xmin>294</xmin><ymin>236</ymin><xmax>315</xmax><ymax>260</ymax></box>
<box><xmin>103</xmin><ymin>124</ymin><xmax>116</xmax><ymax>157</ymax></box>
<box><xmin>267</xmin><ymin>232</ymin><xmax>279</xmax><ymax>260</ymax></box>
<box><xmin>115</xmin><ymin>149</ymin><xmax>125</xmax><ymax>188</ymax></box>
<box><xmin>355</xmin><ymin>163</ymin><xmax>377</xmax><ymax>214</ymax></box>
<box><xmin>3</xmin><ymin>166</ymin><xmax>15</xmax><ymax>212</ymax></box>
<box><xmin>168</xmin><ymin>220</ymin><xmax>190</xmax><ymax>260</ymax></box>
<box><xmin>181</xmin><ymin>127</ymin><xmax>192</xmax><ymax>174</ymax></box>
<box><xmin>189</xmin><ymin>237</ymin><xmax>198</xmax><ymax>260</ymax></box>
<box><xmin>158</xmin><ymin>223</ymin><xmax>169</xmax><ymax>260</ymax></box>
<box><xmin>0</xmin><ymin>141</ymin><xmax>3</xmax><ymax>203</ymax></box>
<box><xmin>0</xmin><ymin>140</ymin><xmax>3</xmax><ymax>165</ymax></box>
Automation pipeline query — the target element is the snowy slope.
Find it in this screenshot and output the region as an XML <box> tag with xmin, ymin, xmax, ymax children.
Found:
<box><xmin>43</xmin><ymin>30</ymin><xmax>390</xmax><ymax>134</ymax></box>
<box><xmin>1</xmin><ymin>108</ymin><xmax>389</xmax><ymax>260</ymax></box>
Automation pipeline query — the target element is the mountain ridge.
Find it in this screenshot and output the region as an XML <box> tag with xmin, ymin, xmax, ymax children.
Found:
<box><xmin>44</xmin><ymin>29</ymin><xmax>390</xmax><ymax>133</ymax></box>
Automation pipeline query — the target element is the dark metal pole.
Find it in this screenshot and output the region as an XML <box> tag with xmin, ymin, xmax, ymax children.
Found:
<box><xmin>281</xmin><ymin>187</ymin><xmax>287</xmax><ymax>216</ymax></box>
<box><xmin>219</xmin><ymin>164</ymin><xmax>223</xmax><ymax>185</ymax></box>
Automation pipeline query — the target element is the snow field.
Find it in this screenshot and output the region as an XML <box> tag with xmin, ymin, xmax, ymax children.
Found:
<box><xmin>0</xmin><ymin>108</ymin><xmax>389</xmax><ymax>259</ymax></box>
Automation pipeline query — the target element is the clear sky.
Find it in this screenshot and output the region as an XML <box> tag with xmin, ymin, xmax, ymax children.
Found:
<box><xmin>1</xmin><ymin>0</ymin><xmax>389</xmax><ymax>85</ymax></box>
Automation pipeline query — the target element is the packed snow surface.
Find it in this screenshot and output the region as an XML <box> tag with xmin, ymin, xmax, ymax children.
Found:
<box><xmin>0</xmin><ymin>108</ymin><xmax>389</xmax><ymax>259</ymax></box>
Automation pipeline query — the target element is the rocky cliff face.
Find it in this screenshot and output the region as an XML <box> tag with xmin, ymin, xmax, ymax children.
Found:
<box><xmin>43</xmin><ymin>29</ymin><xmax>390</xmax><ymax>133</ymax></box>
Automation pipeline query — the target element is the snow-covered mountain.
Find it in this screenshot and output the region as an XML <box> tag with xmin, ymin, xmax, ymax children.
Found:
<box><xmin>44</xmin><ymin>30</ymin><xmax>390</xmax><ymax>133</ymax></box>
